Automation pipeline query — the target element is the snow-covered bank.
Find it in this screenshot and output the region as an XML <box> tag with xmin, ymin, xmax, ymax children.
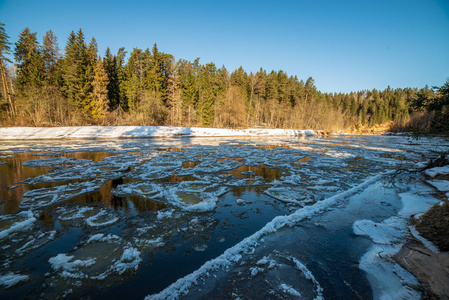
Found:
<box><xmin>0</xmin><ymin>126</ymin><xmax>322</xmax><ymax>140</ymax></box>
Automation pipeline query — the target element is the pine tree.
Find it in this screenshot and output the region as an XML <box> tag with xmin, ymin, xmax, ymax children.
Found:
<box><xmin>90</xmin><ymin>56</ymin><xmax>109</xmax><ymax>123</ymax></box>
<box><xmin>0</xmin><ymin>21</ymin><xmax>14</xmax><ymax>114</ymax></box>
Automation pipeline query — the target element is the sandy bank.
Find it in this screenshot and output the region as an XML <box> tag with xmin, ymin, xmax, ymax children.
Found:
<box><xmin>394</xmin><ymin>241</ymin><xmax>449</xmax><ymax>299</ymax></box>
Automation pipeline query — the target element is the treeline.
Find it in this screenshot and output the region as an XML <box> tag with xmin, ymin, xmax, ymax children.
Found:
<box><xmin>0</xmin><ymin>23</ymin><xmax>444</xmax><ymax>132</ymax></box>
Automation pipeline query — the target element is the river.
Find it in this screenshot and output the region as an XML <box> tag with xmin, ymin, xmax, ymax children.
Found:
<box><xmin>0</xmin><ymin>135</ymin><xmax>446</xmax><ymax>299</ymax></box>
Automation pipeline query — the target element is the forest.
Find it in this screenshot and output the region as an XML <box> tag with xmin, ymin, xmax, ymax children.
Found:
<box><xmin>0</xmin><ymin>22</ymin><xmax>447</xmax><ymax>133</ymax></box>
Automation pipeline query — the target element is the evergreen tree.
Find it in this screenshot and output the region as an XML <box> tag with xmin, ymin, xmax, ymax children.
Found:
<box><xmin>115</xmin><ymin>47</ymin><xmax>127</xmax><ymax>109</ymax></box>
<box><xmin>0</xmin><ymin>21</ymin><xmax>15</xmax><ymax>114</ymax></box>
<box><xmin>411</xmin><ymin>81</ymin><xmax>449</xmax><ymax>131</ymax></box>
<box><xmin>14</xmin><ymin>27</ymin><xmax>44</xmax><ymax>89</ymax></box>
<box><xmin>42</xmin><ymin>30</ymin><xmax>60</xmax><ymax>85</ymax></box>
<box><xmin>304</xmin><ymin>76</ymin><xmax>316</xmax><ymax>102</ymax></box>
<box><xmin>90</xmin><ymin>56</ymin><xmax>109</xmax><ymax>123</ymax></box>
<box><xmin>166</xmin><ymin>59</ymin><xmax>182</xmax><ymax>126</ymax></box>
<box><xmin>103</xmin><ymin>47</ymin><xmax>120</xmax><ymax>108</ymax></box>
<box><xmin>86</xmin><ymin>37</ymin><xmax>98</xmax><ymax>82</ymax></box>
<box><xmin>197</xmin><ymin>62</ymin><xmax>218</xmax><ymax>126</ymax></box>
<box><xmin>122</xmin><ymin>48</ymin><xmax>145</xmax><ymax>112</ymax></box>
<box><xmin>62</xmin><ymin>29</ymin><xmax>91</xmax><ymax>113</ymax></box>
<box><xmin>0</xmin><ymin>22</ymin><xmax>10</xmax><ymax>59</ymax></box>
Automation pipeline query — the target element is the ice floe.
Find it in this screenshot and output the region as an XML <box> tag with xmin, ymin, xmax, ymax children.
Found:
<box><xmin>145</xmin><ymin>173</ymin><xmax>386</xmax><ymax>299</ymax></box>
<box><xmin>2</xmin><ymin>133</ymin><xmax>449</xmax><ymax>299</ymax></box>
<box><xmin>426</xmin><ymin>179</ymin><xmax>449</xmax><ymax>192</ymax></box>
<box><xmin>85</xmin><ymin>209</ymin><xmax>119</xmax><ymax>227</ymax></box>
<box><xmin>0</xmin><ymin>211</ymin><xmax>36</xmax><ymax>239</ymax></box>
<box><xmin>353</xmin><ymin>183</ymin><xmax>439</xmax><ymax>300</ymax></box>
<box><xmin>424</xmin><ymin>165</ymin><xmax>449</xmax><ymax>177</ymax></box>
<box><xmin>0</xmin><ymin>272</ymin><xmax>29</xmax><ymax>288</ymax></box>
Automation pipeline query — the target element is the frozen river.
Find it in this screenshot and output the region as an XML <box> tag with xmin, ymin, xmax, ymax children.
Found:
<box><xmin>0</xmin><ymin>135</ymin><xmax>447</xmax><ymax>299</ymax></box>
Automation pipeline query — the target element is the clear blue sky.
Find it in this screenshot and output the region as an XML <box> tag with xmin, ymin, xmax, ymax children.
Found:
<box><xmin>1</xmin><ymin>0</ymin><xmax>448</xmax><ymax>93</ymax></box>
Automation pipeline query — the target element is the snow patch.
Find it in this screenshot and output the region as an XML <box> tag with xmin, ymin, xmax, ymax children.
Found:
<box><xmin>409</xmin><ymin>226</ymin><xmax>440</xmax><ymax>254</ymax></box>
<box><xmin>0</xmin><ymin>126</ymin><xmax>318</xmax><ymax>140</ymax></box>
<box><xmin>353</xmin><ymin>187</ymin><xmax>439</xmax><ymax>300</ymax></box>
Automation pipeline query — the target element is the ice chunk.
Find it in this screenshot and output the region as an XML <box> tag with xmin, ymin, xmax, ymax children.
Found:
<box><xmin>279</xmin><ymin>283</ymin><xmax>302</xmax><ymax>297</ymax></box>
<box><xmin>86</xmin><ymin>210</ymin><xmax>119</xmax><ymax>227</ymax></box>
<box><xmin>109</xmin><ymin>247</ymin><xmax>142</xmax><ymax>275</ymax></box>
<box><xmin>353</xmin><ymin>219</ymin><xmax>404</xmax><ymax>244</ymax></box>
<box><xmin>426</xmin><ymin>179</ymin><xmax>449</xmax><ymax>192</ymax></box>
<box><xmin>49</xmin><ymin>253</ymin><xmax>96</xmax><ymax>277</ymax></box>
<box><xmin>358</xmin><ymin>244</ymin><xmax>420</xmax><ymax>300</ymax></box>
<box><xmin>425</xmin><ymin>165</ymin><xmax>449</xmax><ymax>177</ymax></box>
<box><xmin>0</xmin><ymin>211</ymin><xmax>36</xmax><ymax>239</ymax></box>
<box><xmin>59</xmin><ymin>207</ymin><xmax>94</xmax><ymax>221</ymax></box>
<box><xmin>0</xmin><ymin>272</ymin><xmax>29</xmax><ymax>288</ymax></box>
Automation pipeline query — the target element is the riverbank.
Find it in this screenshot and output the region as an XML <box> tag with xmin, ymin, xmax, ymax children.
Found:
<box><xmin>394</xmin><ymin>164</ymin><xmax>449</xmax><ymax>299</ymax></box>
<box><xmin>0</xmin><ymin>126</ymin><xmax>339</xmax><ymax>140</ymax></box>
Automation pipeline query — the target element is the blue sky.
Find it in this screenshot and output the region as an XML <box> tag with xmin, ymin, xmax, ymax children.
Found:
<box><xmin>1</xmin><ymin>0</ymin><xmax>448</xmax><ymax>93</ymax></box>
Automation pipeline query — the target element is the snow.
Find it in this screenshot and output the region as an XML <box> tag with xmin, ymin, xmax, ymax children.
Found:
<box><xmin>49</xmin><ymin>253</ymin><xmax>96</xmax><ymax>276</ymax></box>
<box><xmin>353</xmin><ymin>183</ymin><xmax>439</xmax><ymax>300</ymax></box>
<box><xmin>0</xmin><ymin>126</ymin><xmax>323</xmax><ymax>140</ymax></box>
<box><xmin>59</xmin><ymin>207</ymin><xmax>94</xmax><ymax>221</ymax></box>
<box><xmin>86</xmin><ymin>233</ymin><xmax>121</xmax><ymax>244</ymax></box>
<box><xmin>0</xmin><ymin>211</ymin><xmax>36</xmax><ymax>239</ymax></box>
<box><xmin>0</xmin><ymin>272</ymin><xmax>29</xmax><ymax>288</ymax></box>
<box><xmin>426</xmin><ymin>179</ymin><xmax>449</xmax><ymax>192</ymax></box>
<box><xmin>425</xmin><ymin>165</ymin><xmax>449</xmax><ymax>177</ymax></box>
<box><xmin>409</xmin><ymin>225</ymin><xmax>440</xmax><ymax>254</ymax></box>
<box><xmin>85</xmin><ymin>210</ymin><xmax>119</xmax><ymax>227</ymax></box>
<box><xmin>109</xmin><ymin>247</ymin><xmax>142</xmax><ymax>275</ymax></box>
<box><xmin>353</xmin><ymin>219</ymin><xmax>404</xmax><ymax>244</ymax></box>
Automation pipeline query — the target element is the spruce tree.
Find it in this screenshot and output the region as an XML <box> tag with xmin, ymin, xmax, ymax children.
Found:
<box><xmin>103</xmin><ymin>47</ymin><xmax>120</xmax><ymax>109</ymax></box>
<box><xmin>116</xmin><ymin>47</ymin><xmax>127</xmax><ymax>110</ymax></box>
<box><xmin>14</xmin><ymin>27</ymin><xmax>44</xmax><ymax>89</ymax></box>
<box><xmin>42</xmin><ymin>30</ymin><xmax>60</xmax><ymax>85</ymax></box>
<box><xmin>0</xmin><ymin>21</ymin><xmax>14</xmax><ymax>114</ymax></box>
<box><xmin>62</xmin><ymin>29</ymin><xmax>91</xmax><ymax>114</ymax></box>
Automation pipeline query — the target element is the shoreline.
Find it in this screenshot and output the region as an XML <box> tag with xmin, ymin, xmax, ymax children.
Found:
<box><xmin>394</xmin><ymin>240</ymin><xmax>449</xmax><ymax>299</ymax></box>
<box><xmin>0</xmin><ymin>126</ymin><xmax>337</xmax><ymax>140</ymax></box>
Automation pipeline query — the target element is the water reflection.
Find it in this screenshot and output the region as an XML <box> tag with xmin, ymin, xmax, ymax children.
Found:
<box><xmin>0</xmin><ymin>153</ymin><xmax>50</xmax><ymax>214</ymax></box>
<box><xmin>228</xmin><ymin>163</ymin><xmax>284</xmax><ymax>182</ymax></box>
<box><xmin>295</xmin><ymin>155</ymin><xmax>311</xmax><ymax>163</ymax></box>
<box><xmin>0</xmin><ymin>152</ymin><xmax>115</xmax><ymax>215</ymax></box>
<box><xmin>67</xmin><ymin>179</ymin><xmax>166</xmax><ymax>213</ymax></box>
<box><xmin>181</xmin><ymin>162</ymin><xmax>201</xmax><ymax>168</ymax></box>
<box><xmin>156</xmin><ymin>175</ymin><xmax>198</xmax><ymax>183</ymax></box>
